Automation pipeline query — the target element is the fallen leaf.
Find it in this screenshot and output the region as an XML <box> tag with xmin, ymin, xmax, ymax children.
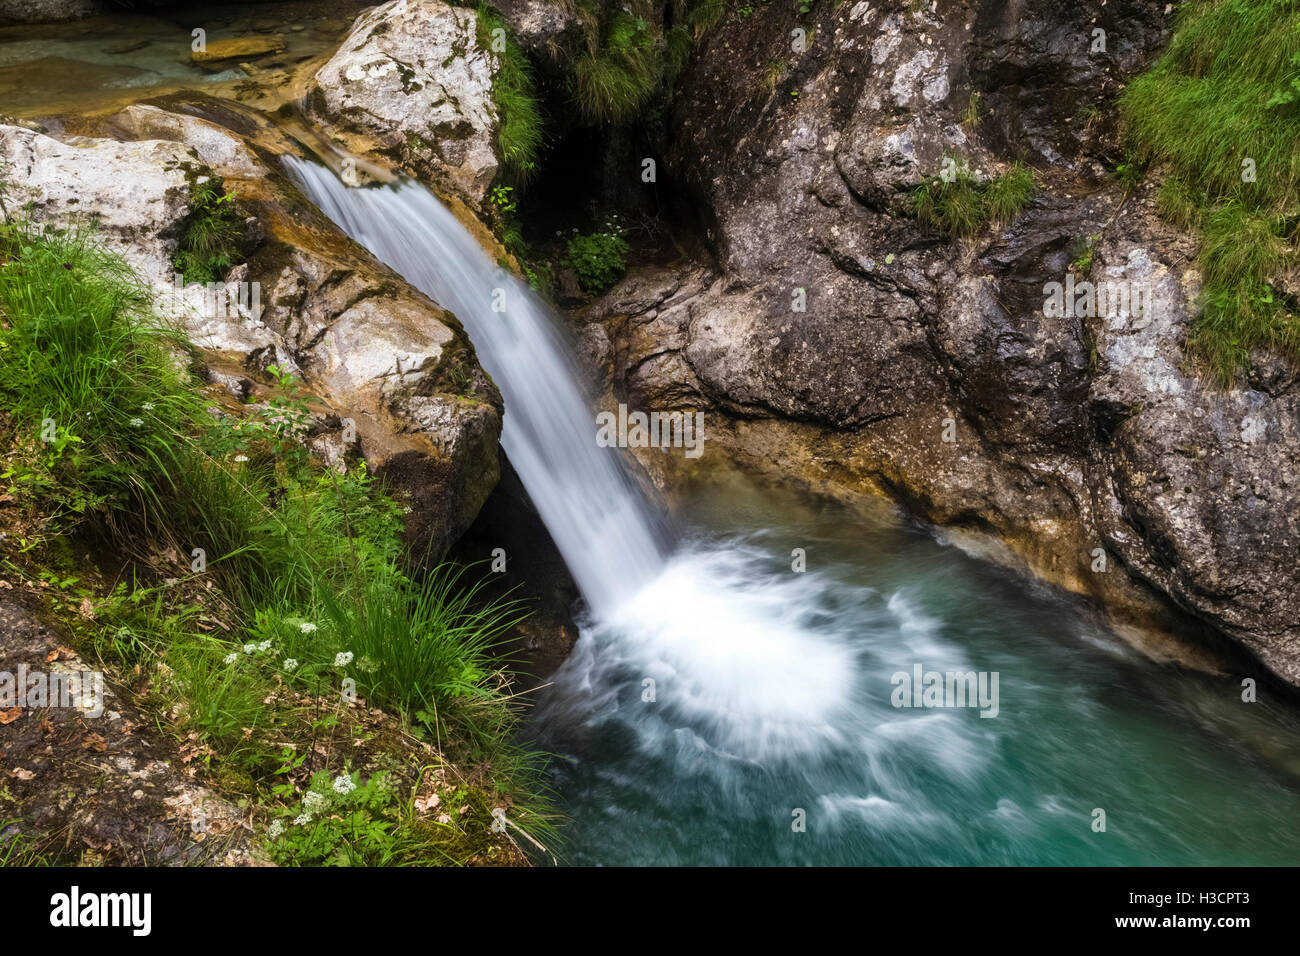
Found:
<box><xmin>82</xmin><ymin>733</ymin><xmax>107</xmax><ymax>753</ymax></box>
<box><xmin>414</xmin><ymin>791</ymin><xmax>440</xmax><ymax>813</ymax></box>
<box><xmin>0</xmin><ymin>707</ymin><xmax>21</xmax><ymax>725</ymax></box>
<box><xmin>78</xmin><ymin>598</ymin><xmax>94</xmax><ymax>620</ymax></box>
<box><xmin>13</xmin><ymin>768</ymin><xmax>34</xmax><ymax>780</ymax></box>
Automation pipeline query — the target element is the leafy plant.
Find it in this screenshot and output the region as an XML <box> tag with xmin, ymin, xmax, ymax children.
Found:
<box><xmin>172</xmin><ymin>176</ymin><xmax>245</xmax><ymax>284</ymax></box>
<box><xmin>565</xmin><ymin>229</ymin><xmax>630</xmax><ymax>294</ymax></box>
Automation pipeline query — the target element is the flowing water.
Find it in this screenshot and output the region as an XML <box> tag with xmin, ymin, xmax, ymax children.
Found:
<box><xmin>287</xmin><ymin>158</ymin><xmax>1300</xmax><ymax>866</ymax></box>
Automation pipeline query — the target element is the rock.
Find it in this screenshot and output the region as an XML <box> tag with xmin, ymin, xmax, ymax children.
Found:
<box><xmin>0</xmin><ymin>0</ymin><xmax>103</xmax><ymax>24</ymax></box>
<box><xmin>0</xmin><ymin>110</ymin><xmax>503</xmax><ymax>562</ymax></box>
<box><xmin>0</xmin><ymin>124</ymin><xmax>196</xmax><ymax>285</ymax></box>
<box><xmin>488</xmin><ymin>0</ymin><xmax>581</xmax><ymax>63</ymax></box>
<box><xmin>191</xmin><ymin>36</ymin><xmax>286</xmax><ymax>69</ymax></box>
<box><xmin>590</xmin><ymin>0</ymin><xmax>1300</xmax><ymax>684</ymax></box>
<box><xmin>305</xmin><ymin>0</ymin><xmax>499</xmax><ymax>208</ymax></box>
<box><xmin>112</xmin><ymin>104</ymin><xmax>264</xmax><ymax>179</ymax></box>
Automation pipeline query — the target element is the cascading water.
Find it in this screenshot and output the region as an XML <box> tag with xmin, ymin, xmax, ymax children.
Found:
<box><xmin>287</xmin><ymin>156</ymin><xmax>665</xmax><ymax>617</ymax></box>
<box><xmin>287</xmin><ymin>158</ymin><xmax>1300</xmax><ymax>866</ymax></box>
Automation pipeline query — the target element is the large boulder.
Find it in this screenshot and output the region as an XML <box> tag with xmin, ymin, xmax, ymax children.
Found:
<box><xmin>579</xmin><ymin>0</ymin><xmax>1300</xmax><ymax>684</ymax></box>
<box><xmin>304</xmin><ymin>0</ymin><xmax>499</xmax><ymax>209</ymax></box>
<box><xmin>0</xmin><ymin>108</ymin><xmax>502</xmax><ymax>561</ymax></box>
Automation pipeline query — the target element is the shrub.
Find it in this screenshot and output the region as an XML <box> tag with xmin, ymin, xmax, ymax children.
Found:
<box><xmin>566</xmin><ymin>229</ymin><xmax>629</xmax><ymax>293</ymax></box>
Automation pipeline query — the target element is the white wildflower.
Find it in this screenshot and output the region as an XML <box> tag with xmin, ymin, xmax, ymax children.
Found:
<box><xmin>293</xmin><ymin>813</ymin><xmax>312</xmax><ymax>826</ymax></box>
<box><xmin>234</xmin><ymin>454</ymin><xmax>249</xmax><ymax>463</ymax></box>
<box><xmin>223</xmin><ymin>652</ymin><xmax>239</xmax><ymax>664</ymax></box>
<box><xmin>333</xmin><ymin>651</ymin><xmax>354</xmax><ymax>667</ymax></box>
<box><xmin>303</xmin><ymin>791</ymin><xmax>328</xmax><ymax>814</ymax></box>
<box><xmin>256</xmin><ymin>640</ymin><xmax>272</xmax><ymax>652</ymax></box>
<box><xmin>282</xmin><ymin>658</ymin><xmax>299</xmax><ymax>673</ymax></box>
<box><xmin>129</xmin><ymin>417</ymin><xmax>143</xmax><ymax>428</ymax></box>
<box><xmin>142</xmin><ymin>402</ymin><xmax>156</xmax><ymax>411</ymax></box>
<box><xmin>243</xmin><ymin>642</ymin><xmax>258</xmax><ymax>654</ymax></box>
<box><xmin>269</xmin><ymin>820</ymin><xmax>285</xmax><ymax>838</ymax></box>
<box><xmin>299</xmin><ymin>622</ymin><xmax>317</xmax><ymax>634</ymax></box>
<box><xmin>331</xmin><ymin>775</ymin><xmax>357</xmax><ymax>796</ymax></box>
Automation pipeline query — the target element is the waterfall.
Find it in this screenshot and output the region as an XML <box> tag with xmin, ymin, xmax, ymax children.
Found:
<box><xmin>285</xmin><ymin>157</ymin><xmax>667</xmax><ymax>617</ymax></box>
<box><xmin>282</xmin><ymin>157</ymin><xmax>1300</xmax><ymax>868</ymax></box>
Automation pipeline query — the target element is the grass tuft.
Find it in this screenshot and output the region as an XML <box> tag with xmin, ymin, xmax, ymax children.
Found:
<box><xmin>1120</xmin><ymin>0</ymin><xmax>1300</xmax><ymax>384</ymax></box>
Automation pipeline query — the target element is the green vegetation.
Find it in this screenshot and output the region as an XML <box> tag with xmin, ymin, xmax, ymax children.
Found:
<box><xmin>566</xmin><ymin>227</ymin><xmax>630</xmax><ymax>293</ymax></box>
<box><xmin>172</xmin><ymin>175</ymin><xmax>245</xmax><ymax>283</ymax></box>
<box><xmin>983</xmin><ymin>162</ymin><xmax>1037</xmax><ymax>226</ymax></box>
<box><xmin>567</xmin><ymin>0</ymin><xmax>723</xmax><ymax>125</ymax></box>
<box><xmin>1071</xmin><ymin>233</ymin><xmax>1101</xmax><ymax>276</ymax></box>
<box><xmin>912</xmin><ymin>160</ymin><xmax>1037</xmax><ymax>238</ymax></box>
<box><xmin>574</xmin><ymin>9</ymin><xmax>661</xmax><ymax>123</ymax></box>
<box><xmin>0</xmin><ymin>220</ymin><xmax>555</xmax><ymax>865</ymax></box>
<box><xmin>1120</xmin><ymin>0</ymin><xmax>1300</xmax><ymax>385</ymax></box>
<box><xmin>476</xmin><ymin>5</ymin><xmax>544</xmax><ymax>186</ymax></box>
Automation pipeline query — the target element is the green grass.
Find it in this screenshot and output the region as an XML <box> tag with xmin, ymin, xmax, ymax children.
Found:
<box><xmin>1120</xmin><ymin>0</ymin><xmax>1300</xmax><ymax>384</ymax></box>
<box><xmin>912</xmin><ymin>160</ymin><xmax>1036</xmax><ymax>238</ymax></box>
<box><xmin>476</xmin><ymin>5</ymin><xmax>545</xmax><ymax>186</ymax></box>
<box><xmin>0</xmin><ymin>221</ymin><xmax>205</xmax><ymax>538</ymax></box>
<box><xmin>0</xmin><ymin>219</ymin><xmax>557</xmax><ymax>863</ymax></box>
<box><xmin>984</xmin><ymin>162</ymin><xmax>1037</xmax><ymax>225</ymax></box>
<box><xmin>573</xmin><ymin>10</ymin><xmax>661</xmax><ymax>124</ymax></box>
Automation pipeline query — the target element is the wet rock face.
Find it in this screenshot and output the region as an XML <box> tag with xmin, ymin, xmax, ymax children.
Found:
<box><xmin>0</xmin><ymin>109</ymin><xmax>502</xmax><ymax>561</ymax></box>
<box><xmin>583</xmin><ymin>1</ymin><xmax>1300</xmax><ymax>682</ymax></box>
<box><xmin>0</xmin><ymin>0</ymin><xmax>103</xmax><ymax>24</ymax></box>
<box><xmin>305</xmin><ymin>0</ymin><xmax>499</xmax><ymax>209</ymax></box>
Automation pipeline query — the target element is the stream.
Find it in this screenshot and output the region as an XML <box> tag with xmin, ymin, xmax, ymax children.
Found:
<box><xmin>288</xmin><ymin>158</ymin><xmax>1300</xmax><ymax>866</ymax></box>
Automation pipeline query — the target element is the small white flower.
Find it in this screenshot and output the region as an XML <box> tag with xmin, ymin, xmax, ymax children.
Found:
<box><xmin>234</xmin><ymin>454</ymin><xmax>249</xmax><ymax>463</ymax></box>
<box><xmin>243</xmin><ymin>642</ymin><xmax>258</xmax><ymax>654</ymax></box>
<box><xmin>303</xmin><ymin>791</ymin><xmax>328</xmax><ymax>813</ymax></box>
<box><xmin>269</xmin><ymin>820</ymin><xmax>285</xmax><ymax>838</ymax></box>
<box><xmin>256</xmin><ymin>640</ymin><xmax>272</xmax><ymax>652</ymax></box>
<box><xmin>299</xmin><ymin>622</ymin><xmax>317</xmax><ymax>634</ymax></box>
<box><xmin>129</xmin><ymin>417</ymin><xmax>143</xmax><ymax>428</ymax></box>
<box><xmin>223</xmin><ymin>652</ymin><xmax>239</xmax><ymax>664</ymax></box>
<box><xmin>142</xmin><ymin>402</ymin><xmax>156</xmax><ymax>412</ymax></box>
<box><xmin>282</xmin><ymin>658</ymin><xmax>299</xmax><ymax>672</ymax></box>
<box><xmin>293</xmin><ymin>813</ymin><xmax>312</xmax><ymax>826</ymax></box>
<box><xmin>331</xmin><ymin>775</ymin><xmax>357</xmax><ymax>796</ymax></box>
<box><xmin>333</xmin><ymin>651</ymin><xmax>354</xmax><ymax>667</ymax></box>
